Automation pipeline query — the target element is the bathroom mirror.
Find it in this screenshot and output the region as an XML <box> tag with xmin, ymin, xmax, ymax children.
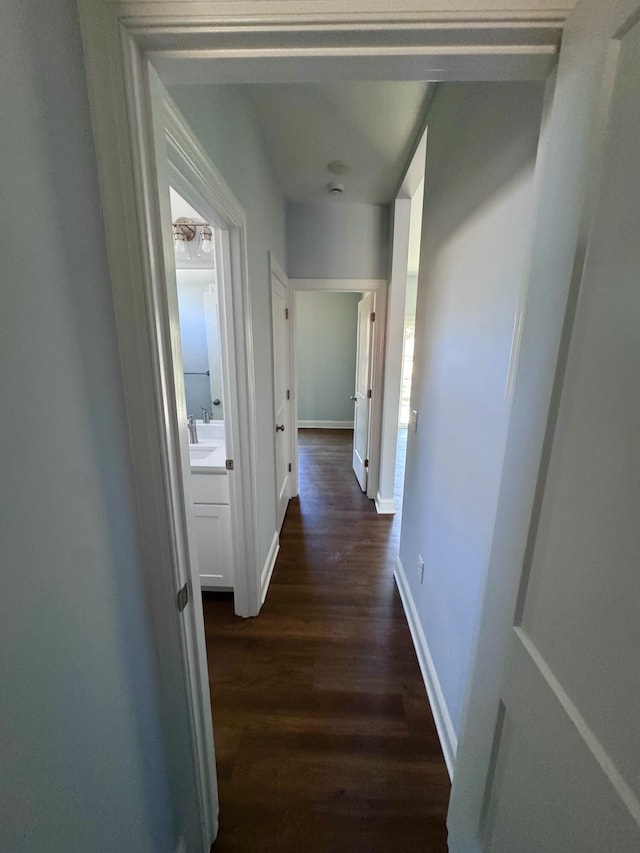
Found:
<box><xmin>176</xmin><ymin>269</ymin><xmax>224</xmax><ymax>421</ymax></box>
<box><xmin>171</xmin><ymin>187</ymin><xmax>224</xmax><ymax>422</ymax></box>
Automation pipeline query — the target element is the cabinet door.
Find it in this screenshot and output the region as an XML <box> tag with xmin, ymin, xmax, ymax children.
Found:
<box><xmin>192</xmin><ymin>503</ymin><xmax>233</xmax><ymax>590</ymax></box>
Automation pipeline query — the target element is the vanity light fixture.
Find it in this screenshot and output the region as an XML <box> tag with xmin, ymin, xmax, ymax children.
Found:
<box><xmin>172</xmin><ymin>216</ymin><xmax>214</xmax><ymax>260</ymax></box>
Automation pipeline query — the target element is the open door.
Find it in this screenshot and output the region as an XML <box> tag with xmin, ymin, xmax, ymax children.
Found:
<box><xmin>449</xmin><ymin>1</ymin><xmax>640</xmax><ymax>850</ymax></box>
<box><xmin>352</xmin><ymin>292</ymin><xmax>375</xmax><ymax>492</ymax></box>
<box><xmin>270</xmin><ymin>256</ymin><xmax>292</xmax><ymax>531</ymax></box>
<box><xmin>204</xmin><ymin>290</ymin><xmax>224</xmax><ymax>420</ymax></box>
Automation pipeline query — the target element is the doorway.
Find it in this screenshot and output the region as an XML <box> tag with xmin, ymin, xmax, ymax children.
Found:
<box><xmin>80</xmin><ymin>2</ymin><xmax>604</xmax><ymax>849</ymax></box>
<box><xmin>169</xmin><ymin>186</ymin><xmax>235</xmax><ymax>592</ymax></box>
<box><xmin>160</xmin><ymin>97</ymin><xmax>262</xmax><ymax>621</ymax></box>
<box><xmin>395</xmin><ymin>177</ymin><xmax>423</xmax><ymax>513</ymax></box>
<box><xmin>290</xmin><ymin>281</ymin><xmax>387</xmax><ymax>504</ymax></box>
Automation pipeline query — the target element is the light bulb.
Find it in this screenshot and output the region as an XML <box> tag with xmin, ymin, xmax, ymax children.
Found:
<box><xmin>200</xmin><ymin>226</ymin><xmax>213</xmax><ymax>255</ymax></box>
<box><xmin>175</xmin><ymin>235</ymin><xmax>191</xmax><ymax>260</ymax></box>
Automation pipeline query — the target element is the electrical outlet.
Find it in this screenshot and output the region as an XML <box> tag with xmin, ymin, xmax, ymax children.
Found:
<box><xmin>417</xmin><ymin>555</ymin><xmax>425</xmax><ymax>584</ymax></box>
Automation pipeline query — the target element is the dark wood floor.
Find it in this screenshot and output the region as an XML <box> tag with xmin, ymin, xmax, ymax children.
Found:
<box><xmin>204</xmin><ymin>429</ymin><xmax>450</xmax><ymax>852</ymax></box>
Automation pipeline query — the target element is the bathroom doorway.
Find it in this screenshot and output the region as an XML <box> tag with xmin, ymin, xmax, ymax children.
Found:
<box><xmin>170</xmin><ymin>187</ymin><xmax>234</xmax><ymax>592</ymax></box>
<box><xmin>157</xmin><ymin>90</ymin><xmax>262</xmax><ymax>622</ymax></box>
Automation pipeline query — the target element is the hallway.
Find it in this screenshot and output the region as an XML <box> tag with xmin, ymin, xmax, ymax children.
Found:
<box><xmin>204</xmin><ymin>429</ymin><xmax>450</xmax><ymax>851</ymax></box>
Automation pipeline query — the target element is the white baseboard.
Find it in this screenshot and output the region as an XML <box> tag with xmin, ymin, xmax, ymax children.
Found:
<box><xmin>375</xmin><ymin>492</ymin><xmax>396</xmax><ymax>514</ymax></box>
<box><xmin>260</xmin><ymin>531</ymin><xmax>280</xmax><ymax>604</ymax></box>
<box><xmin>394</xmin><ymin>557</ymin><xmax>458</xmax><ymax>779</ymax></box>
<box><xmin>297</xmin><ymin>420</ymin><xmax>354</xmax><ymax>429</ymax></box>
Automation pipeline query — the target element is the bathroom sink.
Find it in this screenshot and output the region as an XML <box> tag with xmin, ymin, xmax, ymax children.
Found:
<box><xmin>190</xmin><ymin>446</ymin><xmax>218</xmax><ymax>460</ymax></box>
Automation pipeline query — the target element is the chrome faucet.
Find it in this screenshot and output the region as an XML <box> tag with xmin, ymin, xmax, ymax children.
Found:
<box><xmin>201</xmin><ymin>407</ymin><xmax>211</xmax><ymax>424</ymax></box>
<box><xmin>187</xmin><ymin>416</ymin><xmax>198</xmax><ymax>444</ymax></box>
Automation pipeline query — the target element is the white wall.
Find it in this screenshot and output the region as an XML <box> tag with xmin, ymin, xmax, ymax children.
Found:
<box><xmin>169</xmin><ymin>84</ymin><xmax>287</xmax><ymax>569</ymax></box>
<box><xmin>296</xmin><ymin>291</ymin><xmax>360</xmax><ymax>423</ymax></box>
<box><xmin>287</xmin><ymin>202</ymin><xmax>390</xmax><ymax>279</ymax></box>
<box><xmin>0</xmin><ymin>2</ymin><xmax>177</xmax><ymax>850</ymax></box>
<box><xmin>398</xmin><ymin>82</ymin><xmax>545</xmax><ymax>741</ymax></box>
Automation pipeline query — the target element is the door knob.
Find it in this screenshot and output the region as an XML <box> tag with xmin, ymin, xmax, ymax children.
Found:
<box><xmin>276</xmin><ymin>424</ymin><xmax>285</xmax><ymax>432</ymax></box>
<box><xmin>350</xmin><ymin>395</ymin><xmax>357</xmax><ymax>401</ymax></box>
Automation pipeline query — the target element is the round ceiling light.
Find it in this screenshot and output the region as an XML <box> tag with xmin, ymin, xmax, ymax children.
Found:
<box><xmin>327</xmin><ymin>159</ymin><xmax>353</xmax><ymax>176</ymax></box>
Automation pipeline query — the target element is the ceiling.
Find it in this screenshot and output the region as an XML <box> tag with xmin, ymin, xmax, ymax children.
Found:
<box><xmin>244</xmin><ymin>82</ymin><xmax>434</xmax><ymax>204</ymax></box>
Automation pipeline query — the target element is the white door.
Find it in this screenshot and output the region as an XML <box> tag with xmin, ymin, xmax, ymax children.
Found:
<box><xmin>204</xmin><ymin>290</ymin><xmax>224</xmax><ymax>419</ymax></box>
<box><xmin>468</xmin><ymin>2</ymin><xmax>640</xmax><ymax>850</ymax></box>
<box><xmin>352</xmin><ymin>293</ymin><xmax>375</xmax><ymax>491</ymax></box>
<box><xmin>270</xmin><ymin>258</ymin><xmax>291</xmax><ymax>531</ymax></box>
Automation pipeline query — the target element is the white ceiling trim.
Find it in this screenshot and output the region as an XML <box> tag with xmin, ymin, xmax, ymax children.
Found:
<box><xmin>123</xmin><ymin>0</ymin><xmax>570</xmax><ymax>84</ymax></box>
<box><xmin>118</xmin><ymin>1</ymin><xmax>573</xmax><ymax>27</ymax></box>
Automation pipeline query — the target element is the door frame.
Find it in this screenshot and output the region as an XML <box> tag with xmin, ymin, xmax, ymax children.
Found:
<box><xmin>162</xmin><ymin>85</ymin><xmax>261</xmax><ymax>621</ymax></box>
<box><xmin>378</xmin><ymin>129</ymin><xmax>428</xmax><ymax>514</ymax></box>
<box><xmin>290</xmin><ymin>279</ymin><xmax>387</xmax><ymax>502</ymax></box>
<box><xmin>76</xmin><ymin>1</ymin><xmax>574</xmax><ymax>848</ymax></box>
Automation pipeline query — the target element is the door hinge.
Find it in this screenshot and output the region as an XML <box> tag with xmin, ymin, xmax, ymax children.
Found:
<box><xmin>225</xmin><ymin>459</ymin><xmax>234</xmax><ymax>470</ymax></box>
<box><xmin>285</xmin><ymin>307</ymin><xmax>289</xmax><ymax>319</ymax></box>
<box><xmin>286</xmin><ymin>389</ymin><xmax>290</xmax><ymax>400</ymax></box>
<box><xmin>288</xmin><ymin>463</ymin><xmax>292</xmax><ymax>472</ymax></box>
<box><xmin>370</xmin><ymin>311</ymin><xmax>375</xmax><ymax>322</ymax></box>
<box><xmin>367</xmin><ymin>389</ymin><xmax>372</xmax><ymax>399</ymax></box>
<box><xmin>364</xmin><ymin>458</ymin><xmax>369</xmax><ymax>468</ymax></box>
<box><xmin>177</xmin><ymin>582</ymin><xmax>189</xmax><ymax>612</ymax></box>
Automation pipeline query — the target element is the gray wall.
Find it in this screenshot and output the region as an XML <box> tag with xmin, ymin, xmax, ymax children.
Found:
<box><xmin>296</xmin><ymin>292</ymin><xmax>360</xmax><ymax>423</ymax></box>
<box><xmin>287</xmin><ymin>202</ymin><xmax>390</xmax><ymax>279</ymax></box>
<box><xmin>399</xmin><ymin>82</ymin><xmax>545</xmax><ymax>737</ymax></box>
<box><xmin>0</xmin><ymin>2</ymin><xmax>176</xmax><ymax>851</ymax></box>
<box><xmin>169</xmin><ymin>84</ymin><xmax>287</xmax><ymax>568</ymax></box>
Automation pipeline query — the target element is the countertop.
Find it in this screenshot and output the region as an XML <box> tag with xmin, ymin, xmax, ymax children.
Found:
<box><xmin>188</xmin><ymin>422</ymin><xmax>227</xmax><ymax>474</ymax></box>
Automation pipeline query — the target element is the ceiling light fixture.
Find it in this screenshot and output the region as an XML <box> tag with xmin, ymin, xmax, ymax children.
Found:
<box><xmin>327</xmin><ymin>181</ymin><xmax>345</xmax><ymax>195</ymax></box>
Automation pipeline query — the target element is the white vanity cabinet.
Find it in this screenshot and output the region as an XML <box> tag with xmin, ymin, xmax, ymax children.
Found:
<box><xmin>190</xmin><ymin>471</ymin><xmax>233</xmax><ymax>590</ymax></box>
<box><xmin>192</xmin><ymin>502</ymin><xmax>232</xmax><ymax>589</ymax></box>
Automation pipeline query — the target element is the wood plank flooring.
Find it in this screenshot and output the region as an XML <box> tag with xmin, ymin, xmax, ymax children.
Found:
<box><xmin>204</xmin><ymin>429</ymin><xmax>450</xmax><ymax>851</ymax></box>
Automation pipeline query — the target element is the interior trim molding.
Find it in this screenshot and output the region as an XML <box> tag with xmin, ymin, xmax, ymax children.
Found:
<box><xmin>394</xmin><ymin>558</ymin><xmax>458</xmax><ymax>778</ymax></box>
<box><xmin>298</xmin><ymin>420</ymin><xmax>354</xmax><ymax>429</ymax></box>
<box><xmin>261</xmin><ymin>531</ymin><xmax>280</xmax><ymax>604</ymax></box>
<box><xmin>375</xmin><ymin>493</ymin><xmax>396</xmax><ymax>514</ymax></box>
<box><xmin>118</xmin><ymin>2</ymin><xmax>572</xmax><ymax>27</ymax></box>
<box><xmin>292</xmin><ymin>278</ymin><xmax>387</xmax><ymax>292</ymax></box>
